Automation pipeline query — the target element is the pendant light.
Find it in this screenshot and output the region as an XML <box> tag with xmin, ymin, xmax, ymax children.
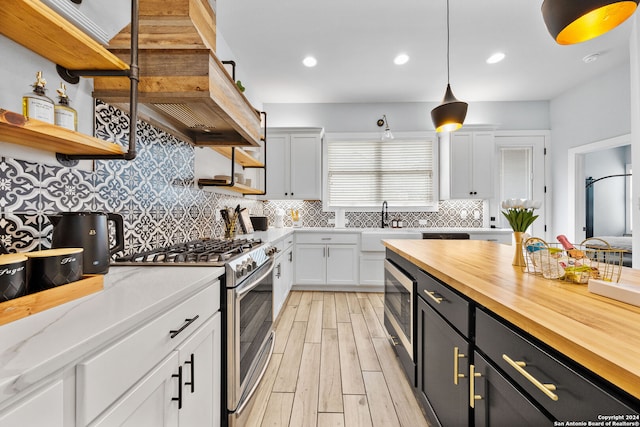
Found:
<box><xmin>431</xmin><ymin>0</ymin><xmax>468</xmax><ymax>133</ymax></box>
<box><xmin>542</xmin><ymin>0</ymin><xmax>639</xmax><ymax>45</ymax></box>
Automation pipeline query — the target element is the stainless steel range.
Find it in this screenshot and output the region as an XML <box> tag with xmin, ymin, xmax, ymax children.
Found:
<box><xmin>114</xmin><ymin>237</ymin><xmax>276</xmax><ymax>427</ymax></box>
<box><xmin>113</xmin><ymin>237</ymin><xmax>266</xmax><ymax>266</ymax></box>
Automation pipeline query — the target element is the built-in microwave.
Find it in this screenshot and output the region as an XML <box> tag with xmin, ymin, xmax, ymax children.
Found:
<box><xmin>384</xmin><ymin>258</ymin><xmax>415</xmax><ymax>385</ymax></box>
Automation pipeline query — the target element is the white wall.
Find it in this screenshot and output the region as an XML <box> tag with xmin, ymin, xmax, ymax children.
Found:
<box><xmin>631</xmin><ymin>16</ymin><xmax>640</xmax><ymax>268</ymax></box>
<box><xmin>264</xmin><ymin>101</ymin><xmax>549</xmax><ymax>132</ymax></box>
<box><xmin>549</xmin><ymin>63</ymin><xmax>631</xmax><ymax>239</ymax></box>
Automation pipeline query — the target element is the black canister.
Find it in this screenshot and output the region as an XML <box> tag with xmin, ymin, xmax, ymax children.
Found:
<box><xmin>0</xmin><ymin>254</ymin><xmax>27</xmax><ymax>302</ymax></box>
<box><xmin>49</xmin><ymin>212</ymin><xmax>124</xmax><ymax>274</ymax></box>
<box><xmin>25</xmin><ymin>248</ymin><xmax>83</xmax><ymax>293</ymax></box>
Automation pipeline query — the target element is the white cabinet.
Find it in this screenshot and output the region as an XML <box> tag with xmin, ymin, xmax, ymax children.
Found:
<box><xmin>77</xmin><ymin>282</ymin><xmax>220</xmax><ymax>427</ymax></box>
<box><xmin>90</xmin><ymin>353</ymin><xmax>180</xmax><ymax>427</ymax></box>
<box><xmin>0</xmin><ymin>380</ymin><xmax>64</xmax><ymax>427</ymax></box>
<box><xmin>359</xmin><ymin>230</ymin><xmax>422</xmax><ymax>290</ymax></box>
<box><xmin>176</xmin><ymin>315</ymin><xmax>221</xmax><ymax>427</ymax></box>
<box><xmin>295</xmin><ymin>233</ymin><xmax>359</xmax><ymax>290</ymax></box>
<box><xmin>443</xmin><ymin>131</ymin><xmax>495</xmax><ymax>199</ymax></box>
<box><xmin>262</xmin><ymin>128</ymin><xmax>323</xmax><ymax>200</ymax></box>
<box><xmin>273</xmin><ymin>235</ymin><xmax>294</xmax><ymax>320</ymax></box>
<box><xmin>468</xmin><ymin>231</ymin><xmax>512</xmax><ymax>244</ymax></box>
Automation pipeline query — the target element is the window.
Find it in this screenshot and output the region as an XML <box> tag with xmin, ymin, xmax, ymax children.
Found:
<box><xmin>325</xmin><ymin>134</ymin><xmax>438</xmax><ymax>210</ymax></box>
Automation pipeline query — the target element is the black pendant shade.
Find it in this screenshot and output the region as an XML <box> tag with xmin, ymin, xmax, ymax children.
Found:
<box><xmin>431</xmin><ymin>0</ymin><xmax>467</xmax><ymax>133</ymax></box>
<box><xmin>431</xmin><ymin>84</ymin><xmax>468</xmax><ymax>133</ymax></box>
<box><xmin>541</xmin><ymin>0</ymin><xmax>638</xmax><ymax>45</ymax></box>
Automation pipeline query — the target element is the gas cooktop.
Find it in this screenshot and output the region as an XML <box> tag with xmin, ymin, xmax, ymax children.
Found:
<box><xmin>113</xmin><ymin>237</ymin><xmax>264</xmax><ymax>266</ymax></box>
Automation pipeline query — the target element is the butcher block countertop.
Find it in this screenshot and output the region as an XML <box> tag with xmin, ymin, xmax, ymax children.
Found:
<box><xmin>383</xmin><ymin>239</ymin><xmax>640</xmax><ymax>401</ymax></box>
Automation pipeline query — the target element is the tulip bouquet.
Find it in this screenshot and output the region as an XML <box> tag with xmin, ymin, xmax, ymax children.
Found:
<box><xmin>501</xmin><ymin>199</ymin><xmax>541</xmax><ymax>232</ymax></box>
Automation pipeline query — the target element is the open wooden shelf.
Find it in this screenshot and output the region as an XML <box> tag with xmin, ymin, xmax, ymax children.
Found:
<box><xmin>212</xmin><ymin>147</ymin><xmax>264</xmax><ymax>167</ymax></box>
<box><xmin>197</xmin><ymin>179</ymin><xmax>264</xmax><ymax>195</ymax></box>
<box><xmin>0</xmin><ymin>0</ymin><xmax>129</xmax><ymax>72</ymax></box>
<box><xmin>0</xmin><ymin>109</ymin><xmax>126</xmax><ymax>156</ymax></box>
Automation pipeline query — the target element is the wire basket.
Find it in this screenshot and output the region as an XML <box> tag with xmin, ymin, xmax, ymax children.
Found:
<box><xmin>522</xmin><ymin>237</ymin><xmax>625</xmax><ymax>283</ymax></box>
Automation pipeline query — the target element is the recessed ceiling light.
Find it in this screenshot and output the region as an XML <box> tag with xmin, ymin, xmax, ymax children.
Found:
<box><xmin>394</xmin><ymin>54</ymin><xmax>410</xmax><ymax>65</ymax></box>
<box><xmin>486</xmin><ymin>52</ymin><xmax>505</xmax><ymax>64</ymax></box>
<box><xmin>583</xmin><ymin>53</ymin><xmax>600</xmax><ymax>63</ymax></box>
<box><xmin>302</xmin><ymin>56</ymin><xmax>317</xmax><ymax>67</ymax></box>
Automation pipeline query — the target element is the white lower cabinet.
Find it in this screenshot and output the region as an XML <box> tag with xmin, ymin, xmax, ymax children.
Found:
<box><xmin>468</xmin><ymin>232</ymin><xmax>511</xmax><ymax>244</ymax></box>
<box><xmin>0</xmin><ymin>379</ymin><xmax>64</xmax><ymax>427</ymax></box>
<box><xmin>359</xmin><ymin>252</ymin><xmax>385</xmax><ymax>287</ymax></box>
<box><xmin>90</xmin><ymin>352</ymin><xmax>180</xmax><ymax>427</ymax></box>
<box><xmin>88</xmin><ymin>315</ymin><xmax>221</xmax><ymax>427</ymax></box>
<box><xmin>273</xmin><ymin>236</ymin><xmax>294</xmax><ymax>320</ymax></box>
<box><xmin>294</xmin><ymin>233</ymin><xmax>359</xmax><ymax>289</ymax></box>
<box><xmin>76</xmin><ymin>282</ymin><xmax>221</xmax><ymax>427</ymax></box>
<box><xmin>176</xmin><ymin>315</ymin><xmax>221</xmax><ymax>427</ymax></box>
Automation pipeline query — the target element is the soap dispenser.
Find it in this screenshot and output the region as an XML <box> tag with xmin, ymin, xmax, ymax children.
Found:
<box><xmin>54</xmin><ymin>83</ymin><xmax>78</xmax><ymax>131</ymax></box>
<box><xmin>22</xmin><ymin>71</ymin><xmax>54</xmax><ymax>124</ymax></box>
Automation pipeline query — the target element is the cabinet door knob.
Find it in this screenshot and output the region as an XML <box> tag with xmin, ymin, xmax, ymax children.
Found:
<box><xmin>169</xmin><ymin>315</ymin><xmax>200</xmax><ymax>339</ymax></box>
<box><xmin>469</xmin><ymin>364</ymin><xmax>483</xmax><ymax>408</ymax></box>
<box><xmin>172</xmin><ymin>366</ymin><xmax>183</xmax><ymax>409</ymax></box>
<box><xmin>502</xmin><ymin>354</ymin><xmax>558</xmax><ymax>401</ymax></box>
<box><xmin>184</xmin><ymin>353</ymin><xmax>195</xmax><ymax>393</ymax></box>
<box><xmin>453</xmin><ymin>346</ymin><xmax>466</xmax><ymax>385</ymax></box>
<box><xmin>423</xmin><ymin>289</ymin><xmax>443</xmax><ymax>304</ymax></box>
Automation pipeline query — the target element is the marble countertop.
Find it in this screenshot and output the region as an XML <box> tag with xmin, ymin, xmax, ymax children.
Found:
<box><xmin>0</xmin><ymin>265</ymin><xmax>223</xmax><ymax>406</ymax></box>
<box><xmin>251</xmin><ymin>227</ymin><xmax>511</xmax><ymax>236</ymax></box>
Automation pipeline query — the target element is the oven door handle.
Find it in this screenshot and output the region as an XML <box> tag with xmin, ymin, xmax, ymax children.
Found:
<box><xmin>236</xmin><ymin>258</ymin><xmax>276</xmax><ymax>299</ymax></box>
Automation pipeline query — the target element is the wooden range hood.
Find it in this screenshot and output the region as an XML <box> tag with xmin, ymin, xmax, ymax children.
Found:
<box><xmin>92</xmin><ymin>0</ymin><xmax>262</xmax><ymax>147</ymax></box>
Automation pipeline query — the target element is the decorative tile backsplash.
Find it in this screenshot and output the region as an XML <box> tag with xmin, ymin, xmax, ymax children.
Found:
<box><xmin>261</xmin><ymin>199</ymin><xmax>484</xmax><ymax>229</ymax></box>
<box><xmin>1</xmin><ymin>101</ymin><xmax>483</xmax><ymax>255</ymax></box>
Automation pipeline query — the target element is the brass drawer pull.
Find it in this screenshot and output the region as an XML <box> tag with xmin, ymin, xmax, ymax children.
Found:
<box><xmin>502</xmin><ymin>354</ymin><xmax>559</xmax><ymax>401</ymax></box>
<box><xmin>453</xmin><ymin>346</ymin><xmax>466</xmax><ymax>385</ymax></box>
<box><xmin>469</xmin><ymin>364</ymin><xmax>482</xmax><ymax>408</ymax></box>
<box><xmin>423</xmin><ymin>289</ymin><xmax>443</xmax><ymax>304</ymax></box>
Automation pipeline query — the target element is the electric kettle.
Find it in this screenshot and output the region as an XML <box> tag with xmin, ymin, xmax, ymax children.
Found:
<box><xmin>49</xmin><ymin>212</ymin><xmax>125</xmax><ymax>274</ymax></box>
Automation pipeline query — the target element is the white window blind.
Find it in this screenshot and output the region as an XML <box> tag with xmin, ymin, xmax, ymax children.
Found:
<box><xmin>327</xmin><ymin>138</ymin><xmax>436</xmax><ymax>208</ymax></box>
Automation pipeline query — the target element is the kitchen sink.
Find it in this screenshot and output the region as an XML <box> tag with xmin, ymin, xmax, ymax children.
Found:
<box><xmin>361</xmin><ymin>229</ymin><xmax>422</xmax><ymax>251</ymax></box>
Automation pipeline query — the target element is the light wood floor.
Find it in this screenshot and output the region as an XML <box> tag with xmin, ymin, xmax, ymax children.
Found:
<box><xmin>239</xmin><ymin>291</ymin><xmax>430</xmax><ymax>427</ymax></box>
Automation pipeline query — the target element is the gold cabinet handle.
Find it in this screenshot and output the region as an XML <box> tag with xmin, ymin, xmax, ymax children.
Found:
<box><xmin>502</xmin><ymin>354</ymin><xmax>559</xmax><ymax>401</ymax></box>
<box><xmin>469</xmin><ymin>364</ymin><xmax>482</xmax><ymax>408</ymax></box>
<box><xmin>453</xmin><ymin>346</ymin><xmax>466</xmax><ymax>385</ymax></box>
<box><xmin>423</xmin><ymin>289</ymin><xmax>443</xmax><ymax>304</ymax></box>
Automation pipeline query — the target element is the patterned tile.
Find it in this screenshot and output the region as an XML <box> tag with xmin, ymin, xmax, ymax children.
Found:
<box><xmin>1</xmin><ymin>100</ymin><xmax>486</xmax><ymax>257</ymax></box>
<box><xmin>0</xmin><ymin>212</ymin><xmax>40</xmax><ymax>252</ymax></box>
<box><xmin>0</xmin><ymin>157</ymin><xmax>40</xmax><ymax>212</ymax></box>
<box><xmin>40</xmin><ymin>166</ymin><xmax>94</xmax><ymax>212</ymax></box>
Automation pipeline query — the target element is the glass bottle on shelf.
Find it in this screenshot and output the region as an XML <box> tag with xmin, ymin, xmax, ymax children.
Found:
<box><xmin>54</xmin><ymin>83</ymin><xmax>77</xmax><ymax>131</ymax></box>
<box><xmin>22</xmin><ymin>71</ymin><xmax>54</xmax><ymax>124</ymax></box>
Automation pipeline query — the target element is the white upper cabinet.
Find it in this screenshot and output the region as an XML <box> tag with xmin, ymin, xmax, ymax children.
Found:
<box><xmin>442</xmin><ymin>131</ymin><xmax>495</xmax><ymax>199</ymax></box>
<box><xmin>261</xmin><ymin>128</ymin><xmax>323</xmax><ymax>200</ymax></box>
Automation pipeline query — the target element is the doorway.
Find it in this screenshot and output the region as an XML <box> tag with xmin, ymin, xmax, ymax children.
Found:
<box><xmin>567</xmin><ymin>134</ymin><xmax>631</xmax><ymax>242</ymax></box>
<box><xmin>493</xmin><ymin>132</ymin><xmax>548</xmax><ymax>240</ymax></box>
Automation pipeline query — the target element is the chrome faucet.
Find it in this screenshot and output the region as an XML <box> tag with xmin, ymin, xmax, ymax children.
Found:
<box><xmin>381</xmin><ymin>200</ymin><xmax>388</xmax><ymax>228</ymax></box>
